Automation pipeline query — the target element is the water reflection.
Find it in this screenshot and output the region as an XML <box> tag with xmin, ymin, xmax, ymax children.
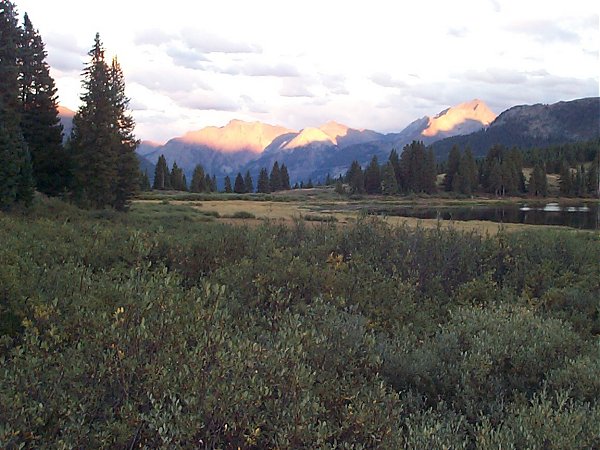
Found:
<box><xmin>368</xmin><ymin>202</ymin><xmax>600</xmax><ymax>230</ymax></box>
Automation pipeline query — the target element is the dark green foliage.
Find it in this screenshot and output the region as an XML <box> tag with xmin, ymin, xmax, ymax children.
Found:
<box><xmin>444</xmin><ymin>145</ymin><xmax>461</xmax><ymax>191</ymax></box>
<box><xmin>19</xmin><ymin>13</ymin><xmax>71</xmax><ymax>196</ymax></box>
<box><xmin>70</xmin><ymin>35</ymin><xmax>138</xmax><ymax>210</ymax></box>
<box><xmin>269</xmin><ymin>161</ymin><xmax>282</xmax><ymax>192</ymax></box>
<box><xmin>528</xmin><ymin>164</ymin><xmax>548</xmax><ymax>196</ymax></box>
<box><xmin>243</xmin><ymin>170</ymin><xmax>253</xmax><ymax>194</ymax></box>
<box><xmin>257</xmin><ymin>167</ymin><xmax>270</xmax><ymax>193</ymax></box>
<box><xmin>0</xmin><ymin>0</ymin><xmax>34</xmax><ymax>209</ymax></box>
<box><xmin>388</xmin><ymin>147</ymin><xmax>402</xmax><ymax>188</ymax></box>
<box><xmin>169</xmin><ymin>161</ymin><xmax>186</xmax><ymax>191</ymax></box>
<box><xmin>0</xmin><ymin>202</ymin><xmax>598</xmax><ymax>447</ymax></box>
<box><xmin>188</xmin><ymin>164</ymin><xmax>206</xmax><ymax>193</ymax></box>
<box><xmin>398</xmin><ymin>141</ymin><xmax>437</xmax><ymax>194</ymax></box>
<box><xmin>153</xmin><ymin>154</ymin><xmax>170</xmax><ymax>190</ymax></box>
<box><xmin>480</xmin><ymin>145</ymin><xmax>525</xmax><ymax>196</ymax></box>
<box><xmin>233</xmin><ymin>172</ymin><xmax>245</xmax><ymax>194</ymax></box>
<box><xmin>364</xmin><ymin>155</ymin><xmax>381</xmax><ymax>194</ymax></box>
<box><xmin>559</xmin><ymin>161</ymin><xmax>573</xmax><ymax>196</ymax></box>
<box><xmin>223</xmin><ymin>175</ymin><xmax>232</xmax><ymax>193</ymax></box>
<box><xmin>346</xmin><ymin>160</ymin><xmax>365</xmax><ymax>194</ymax></box>
<box><xmin>139</xmin><ymin>170</ymin><xmax>151</xmax><ymax>191</ymax></box>
<box><xmin>280</xmin><ymin>163</ymin><xmax>291</xmax><ymax>190</ymax></box>
<box><xmin>380</xmin><ymin>161</ymin><xmax>398</xmax><ymax>195</ymax></box>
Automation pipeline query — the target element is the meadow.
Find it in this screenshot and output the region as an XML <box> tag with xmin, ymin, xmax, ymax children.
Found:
<box><xmin>1</xmin><ymin>194</ymin><xmax>599</xmax><ymax>448</ymax></box>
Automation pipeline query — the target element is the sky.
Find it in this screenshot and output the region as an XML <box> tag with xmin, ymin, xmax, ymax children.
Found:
<box><xmin>14</xmin><ymin>0</ymin><xmax>600</xmax><ymax>143</ymax></box>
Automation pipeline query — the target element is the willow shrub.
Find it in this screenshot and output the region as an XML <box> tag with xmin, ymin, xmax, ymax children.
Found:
<box><xmin>1</xmin><ymin>200</ymin><xmax>598</xmax><ymax>448</ymax></box>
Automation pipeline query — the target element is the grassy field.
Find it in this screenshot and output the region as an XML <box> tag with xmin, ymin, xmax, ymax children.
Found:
<box><xmin>1</xmin><ymin>194</ymin><xmax>599</xmax><ymax>447</ymax></box>
<box><xmin>134</xmin><ymin>187</ymin><xmax>598</xmax><ymax>234</ymax></box>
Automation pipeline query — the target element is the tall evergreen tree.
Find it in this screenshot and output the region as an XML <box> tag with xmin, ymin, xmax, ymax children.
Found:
<box><xmin>528</xmin><ymin>164</ymin><xmax>547</xmax><ymax>197</ymax></box>
<box><xmin>364</xmin><ymin>155</ymin><xmax>381</xmax><ymax>194</ymax></box>
<box><xmin>243</xmin><ymin>170</ymin><xmax>253</xmax><ymax>193</ymax></box>
<box><xmin>170</xmin><ymin>161</ymin><xmax>185</xmax><ymax>191</ymax></box>
<box><xmin>223</xmin><ymin>175</ymin><xmax>232</xmax><ymax>193</ymax></box>
<box><xmin>109</xmin><ymin>56</ymin><xmax>139</xmax><ymax>210</ymax></box>
<box><xmin>380</xmin><ymin>162</ymin><xmax>398</xmax><ymax>195</ymax></box>
<box><xmin>233</xmin><ymin>172</ymin><xmax>245</xmax><ymax>194</ymax></box>
<box><xmin>204</xmin><ymin>173</ymin><xmax>213</xmax><ymax>192</ymax></box>
<box><xmin>457</xmin><ymin>148</ymin><xmax>478</xmax><ymax>195</ymax></box>
<box><xmin>0</xmin><ymin>0</ymin><xmax>34</xmax><ymax>208</ymax></box>
<box><xmin>558</xmin><ymin>161</ymin><xmax>573</xmax><ymax>196</ymax></box>
<box><xmin>444</xmin><ymin>145</ymin><xmax>461</xmax><ymax>192</ymax></box>
<box><xmin>153</xmin><ymin>154</ymin><xmax>170</xmax><ymax>190</ymax></box>
<box><xmin>280</xmin><ymin>163</ymin><xmax>291</xmax><ymax>190</ymax></box>
<box><xmin>19</xmin><ymin>12</ymin><xmax>70</xmax><ymax>196</ymax></box>
<box><xmin>257</xmin><ymin>168</ymin><xmax>270</xmax><ymax>193</ymax></box>
<box><xmin>71</xmin><ymin>34</ymin><xmax>138</xmax><ymax>209</ymax></box>
<box><xmin>139</xmin><ymin>170</ymin><xmax>151</xmax><ymax>191</ymax></box>
<box><xmin>211</xmin><ymin>174</ymin><xmax>217</xmax><ymax>192</ymax></box>
<box><xmin>189</xmin><ymin>164</ymin><xmax>206</xmax><ymax>192</ymax></box>
<box><xmin>388</xmin><ymin>148</ymin><xmax>402</xmax><ymax>190</ymax></box>
<box><xmin>269</xmin><ymin>161</ymin><xmax>282</xmax><ymax>192</ymax></box>
<box><xmin>70</xmin><ymin>33</ymin><xmax>115</xmax><ymax>207</ymax></box>
<box><xmin>346</xmin><ymin>160</ymin><xmax>365</xmax><ymax>194</ymax></box>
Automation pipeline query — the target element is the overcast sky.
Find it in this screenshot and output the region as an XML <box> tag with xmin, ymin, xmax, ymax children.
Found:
<box><xmin>15</xmin><ymin>0</ymin><xmax>599</xmax><ymax>143</ymax></box>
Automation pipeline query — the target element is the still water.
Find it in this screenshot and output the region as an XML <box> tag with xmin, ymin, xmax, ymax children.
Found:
<box><xmin>367</xmin><ymin>202</ymin><xmax>600</xmax><ymax>230</ymax></box>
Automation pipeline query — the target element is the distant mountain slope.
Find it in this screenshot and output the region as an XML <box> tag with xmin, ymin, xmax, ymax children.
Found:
<box><xmin>57</xmin><ymin>106</ymin><xmax>75</xmax><ymax>142</ymax></box>
<box><xmin>135</xmin><ymin>99</ymin><xmax>497</xmax><ymax>184</ymax></box>
<box><xmin>431</xmin><ymin>97</ymin><xmax>600</xmax><ymax>160</ymax></box>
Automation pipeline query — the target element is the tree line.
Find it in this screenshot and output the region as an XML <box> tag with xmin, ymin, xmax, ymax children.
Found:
<box><xmin>343</xmin><ymin>141</ymin><xmax>598</xmax><ymax>198</ymax></box>
<box><xmin>0</xmin><ymin>0</ymin><xmax>139</xmax><ymax>211</ymax></box>
<box><xmin>151</xmin><ymin>157</ymin><xmax>293</xmax><ymax>194</ymax></box>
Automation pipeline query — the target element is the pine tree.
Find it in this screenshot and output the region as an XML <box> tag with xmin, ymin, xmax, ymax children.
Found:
<box><xmin>139</xmin><ymin>170</ymin><xmax>151</xmax><ymax>191</ymax></box>
<box><xmin>224</xmin><ymin>175</ymin><xmax>232</xmax><ymax>193</ymax></box>
<box><xmin>19</xmin><ymin>12</ymin><xmax>70</xmax><ymax>196</ymax></box>
<box><xmin>70</xmin><ymin>33</ymin><xmax>115</xmax><ymax>207</ymax></box>
<box><xmin>189</xmin><ymin>164</ymin><xmax>206</xmax><ymax>192</ymax></box>
<box><xmin>380</xmin><ymin>162</ymin><xmax>398</xmax><ymax>195</ymax></box>
<box><xmin>71</xmin><ymin>34</ymin><xmax>138</xmax><ymax>209</ymax></box>
<box><xmin>269</xmin><ymin>161</ymin><xmax>282</xmax><ymax>192</ymax></box>
<box><xmin>364</xmin><ymin>155</ymin><xmax>381</xmax><ymax>194</ymax></box>
<box><xmin>559</xmin><ymin>161</ymin><xmax>573</xmax><ymax>196</ymax></box>
<box><xmin>170</xmin><ymin>161</ymin><xmax>185</xmax><ymax>191</ymax></box>
<box><xmin>204</xmin><ymin>173</ymin><xmax>213</xmax><ymax>192</ymax></box>
<box><xmin>528</xmin><ymin>164</ymin><xmax>547</xmax><ymax>197</ymax></box>
<box><xmin>257</xmin><ymin>168</ymin><xmax>270</xmax><ymax>193</ymax></box>
<box><xmin>234</xmin><ymin>172</ymin><xmax>245</xmax><ymax>194</ymax></box>
<box><xmin>388</xmin><ymin>148</ymin><xmax>402</xmax><ymax>190</ymax></box>
<box><xmin>244</xmin><ymin>170</ymin><xmax>253</xmax><ymax>193</ymax></box>
<box><xmin>109</xmin><ymin>57</ymin><xmax>139</xmax><ymax>210</ymax></box>
<box><xmin>211</xmin><ymin>174</ymin><xmax>217</xmax><ymax>192</ymax></box>
<box><xmin>459</xmin><ymin>148</ymin><xmax>478</xmax><ymax>194</ymax></box>
<box><xmin>346</xmin><ymin>160</ymin><xmax>365</xmax><ymax>194</ymax></box>
<box><xmin>0</xmin><ymin>0</ymin><xmax>34</xmax><ymax>208</ymax></box>
<box><xmin>280</xmin><ymin>163</ymin><xmax>291</xmax><ymax>190</ymax></box>
<box><xmin>444</xmin><ymin>145</ymin><xmax>461</xmax><ymax>192</ymax></box>
<box><xmin>153</xmin><ymin>155</ymin><xmax>170</xmax><ymax>190</ymax></box>
<box><xmin>586</xmin><ymin>159</ymin><xmax>598</xmax><ymax>196</ymax></box>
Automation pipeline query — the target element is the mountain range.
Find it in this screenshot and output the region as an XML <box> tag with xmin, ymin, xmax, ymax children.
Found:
<box><xmin>137</xmin><ymin>99</ymin><xmax>497</xmax><ymax>184</ymax></box>
<box><xmin>57</xmin><ymin>97</ymin><xmax>599</xmax><ymax>186</ymax></box>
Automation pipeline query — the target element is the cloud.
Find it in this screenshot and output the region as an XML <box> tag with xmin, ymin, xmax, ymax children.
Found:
<box><xmin>506</xmin><ymin>20</ymin><xmax>580</xmax><ymax>44</ymax></box>
<box><xmin>459</xmin><ymin>68</ymin><xmax>528</xmax><ymax>85</ymax></box>
<box><xmin>166</xmin><ymin>45</ymin><xmax>210</xmax><ymax>70</ymax></box>
<box><xmin>216</xmin><ymin>60</ymin><xmax>299</xmax><ymax>77</ymax></box>
<box><xmin>134</xmin><ymin>28</ymin><xmax>176</xmax><ymax>46</ymax></box>
<box><xmin>44</xmin><ymin>32</ymin><xmax>87</xmax><ymax>73</ymax></box>
<box><xmin>129</xmin><ymin>67</ymin><xmax>211</xmax><ymax>94</ymax></box>
<box><xmin>173</xmin><ymin>90</ymin><xmax>239</xmax><ymax>112</ymax></box>
<box><xmin>370</xmin><ymin>73</ymin><xmax>408</xmax><ymax>89</ymax></box>
<box><xmin>447</xmin><ymin>27</ymin><xmax>468</xmax><ymax>38</ymax></box>
<box><xmin>279</xmin><ymin>78</ymin><xmax>314</xmax><ymax>98</ymax></box>
<box><xmin>320</xmin><ymin>73</ymin><xmax>349</xmax><ymax>95</ymax></box>
<box><xmin>181</xmin><ymin>28</ymin><xmax>261</xmax><ymax>54</ymax></box>
<box><xmin>240</xmin><ymin>95</ymin><xmax>269</xmax><ymax>114</ymax></box>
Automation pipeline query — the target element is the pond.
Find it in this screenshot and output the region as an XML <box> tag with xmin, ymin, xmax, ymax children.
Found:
<box><xmin>366</xmin><ymin>202</ymin><xmax>600</xmax><ymax>230</ymax></box>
